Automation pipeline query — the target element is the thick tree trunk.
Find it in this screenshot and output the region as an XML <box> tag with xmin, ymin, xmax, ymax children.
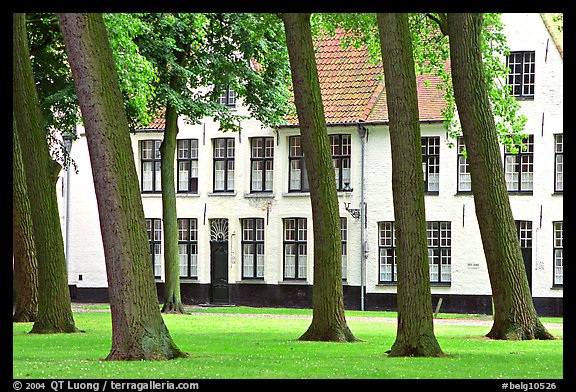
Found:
<box><xmin>377</xmin><ymin>13</ymin><xmax>444</xmax><ymax>356</ymax></box>
<box><xmin>13</xmin><ymin>13</ymin><xmax>79</xmax><ymax>334</ymax></box>
<box><xmin>12</xmin><ymin>118</ymin><xmax>38</xmax><ymax>323</ymax></box>
<box><xmin>160</xmin><ymin>97</ymin><xmax>185</xmax><ymax>314</ymax></box>
<box><xmin>282</xmin><ymin>13</ymin><xmax>358</xmax><ymax>342</ymax></box>
<box><xmin>447</xmin><ymin>13</ymin><xmax>554</xmax><ymax>340</ymax></box>
<box><xmin>58</xmin><ymin>13</ymin><xmax>187</xmax><ymax>359</ymax></box>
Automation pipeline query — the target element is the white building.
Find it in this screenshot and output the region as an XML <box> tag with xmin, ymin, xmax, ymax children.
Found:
<box><xmin>59</xmin><ymin>13</ymin><xmax>563</xmax><ymax>315</ymax></box>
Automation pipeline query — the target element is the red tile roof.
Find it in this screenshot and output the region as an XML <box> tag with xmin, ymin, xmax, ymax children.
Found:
<box><xmin>141</xmin><ymin>30</ymin><xmax>448</xmax><ymax>130</ymax></box>
<box><xmin>285</xmin><ymin>29</ymin><xmax>447</xmax><ymax>126</ymax></box>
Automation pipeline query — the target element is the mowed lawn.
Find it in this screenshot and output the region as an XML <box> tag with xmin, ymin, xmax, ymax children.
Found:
<box><xmin>13</xmin><ymin>306</ymin><xmax>563</xmax><ymax>379</ymax></box>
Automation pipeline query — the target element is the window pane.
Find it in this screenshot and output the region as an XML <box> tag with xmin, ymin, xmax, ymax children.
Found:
<box><xmin>265</xmin><ymin>160</ymin><xmax>274</xmax><ymax>191</ymax></box>
<box><xmin>284</xmin><ymin>244</ymin><xmax>296</xmax><ymax>278</ymax></box>
<box><xmin>178</xmin><ymin>219</ymin><xmax>189</xmax><ymax>241</ymax></box>
<box><xmin>178</xmin><ymin>161</ymin><xmax>189</xmax><ymax>191</ymax></box>
<box><xmin>252</xmin><ymin>161</ymin><xmax>263</xmax><ymax>191</ymax></box>
<box><xmin>142</xmin><ymin>162</ymin><xmax>153</xmax><ymax>191</ymax></box>
<box><xmin>178</xmin><ymin>140</ymin><xmax>190</xmax><ymax>159</ymax></box>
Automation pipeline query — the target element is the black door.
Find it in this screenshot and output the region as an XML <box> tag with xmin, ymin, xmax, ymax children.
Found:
<box><xmin>210</xmin><ymin>241</ymin><xmax>229</xmax><ymax>304</ymax></box>
<box><xmin>515</xmin><ymin>220</ymin><xmax>533</xmax><ymax>293</ymax></box>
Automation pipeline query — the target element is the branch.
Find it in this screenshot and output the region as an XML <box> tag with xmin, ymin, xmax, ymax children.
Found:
<box><xmin>426</xmin><ymin>13</ymin><xmax>449</xmax><ymax>36</ymax></box>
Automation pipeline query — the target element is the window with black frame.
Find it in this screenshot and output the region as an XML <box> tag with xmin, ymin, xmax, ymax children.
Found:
<box><xmin>283</xmin><ymin>218</ymin><xmax>307</xmax><ymax>280</ymax></box>
<box><xmin>504</xmin><ymin>135</ymin><xmax>534</xmax><ymax>193</ymax></box>
<box><xmin>378</xmin><ymin>221</ymin><xmax>397</xmax><ymax>284</ymax></box>
<box><xmin>141</xmin><ymin>140</ymin><xmax>162</xmax><ymax>193</ymax></box>
<box><xmin>421</xmin><ymin>137</ymin><xmax>440</xmax><ymax>193</ymax></box>
<box><xmin>427</xmin><ymin>221</ymin><xmax>451</xmax><ymax>285</ymax></box>
<box><xmin>250</xmin><ymin>137</ymin><xmax>274</xmax><ymax>193</ymax></box>
<box><xmin>553</xmin><ymin>221</ymin><xmax>563</xmax><ymax>287</ymax></box>
<box><xmin>554</xmin><ymin>134</ymin><xmax>563</xmax><ymax>193</ymax></box>
<box><xmin>330</xmin><ymin>134</ymin><xmax>352</xmax><ymax>190</ymax></box>
<box><xmin>507</xmin><ymin>51</ymin><xmax>535</xmax><ymax>99</ymax></box>
<box><xmin>457</xmin><ymin>136</ymin><xmax>472</xmax><ymax>192</ymax></box>
<box><xmin>218</xmin><ymin>85</ymin><xmax>236</xmax><ymax>107</ymax></box>
<box><xmin>241</xmin><ymin>218</ymin><xmax>265</xmax><ymax>279</ymax></box>
<box><xmin>178</xmin><ymin>218</ymin><xmax>198</xmax><ymax>279</ymax></box>
<box><xmin>213</xmin><ymin>138</ymin><xmax>235</xmax><ymax>192</ymax></box>
<box><xmin>145</xmin><ymin>218</ymin><xmax>162</xmax><ymax>278</ymax></box>
<box><xmin>177</xmin><ymin>139</ymin><xmax>199</xmax><ymax>194</ymax></box>
<box><xmin>288</xmin><ymin>136</ymin><xmax>309</xmax><ymax>192</ymax></box>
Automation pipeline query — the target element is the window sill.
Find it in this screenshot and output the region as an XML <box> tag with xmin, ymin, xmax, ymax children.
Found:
<box><xmin>176</xmin><ymin>193</ymin><xmax>201</xmax><ymax>197</ymax></box>
<box><xmin>180</xmin><ymin>277</ymin><xmax>199</xmax><ymax>282</ymax></box>
<box><xmin>424</xmin><ymin>191</ymin><xmax>440</xmax><ymax>196</ymax></box>
<box><xmin>208</xmin><ymin>192</ymin><xmax>237</xmax><ymax>197</ymax></box>
<box><xmin>552</xmin><ymin>191</ymin><xmax>563</xmax><ymax>196</ymax></box>
<box><xmin>377</xmin><ymin>282</ymin><xmax>397</xmax><ymax>286</ymax></box>
<box><xmin>507</xmin><ymin>191</ymin><xmax>534</xmax><ymax>196</ymax></box>
<box><xmin>454</xmin><ymin>191</ymin><xmax>473</xmax><ymax>196</ymax></box>
<box><xmin>236</xmin><ymin>279</ymin><xmax>265</xmax><ymax>284</ymax></box>
<box><xmin>279</xmin><ymin>279</ymin><xmax>308</xmax><ymax>285</ymax></box>
<box><xmin>551</xmin><ymin>285</ymin><xmax>563</xmax><ymax>290</ymax></box>
<box><xmin>282</xmin><ymin>192</ymin><xmax>310</xmax><ymax>197</ymax></box>
<box><xmin>142</xmin><ymin>192</ymin><xmax>162</xmax><ymax>197</ymax></box>
<box><xmin>430</xmin><ymin>282</ymin><xmax>452</xmax><ymax>287</ymax></box>
<box><xmin>244</xmin><ymin>192</ymin><xmax>275</xmax><ymax>199</ymax></box>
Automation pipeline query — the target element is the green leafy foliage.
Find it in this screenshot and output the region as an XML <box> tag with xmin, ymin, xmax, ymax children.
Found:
<box><xmin>311</xmin><ymin>13</ymin><xmax>528</xmax><ymax>153</ymax></box>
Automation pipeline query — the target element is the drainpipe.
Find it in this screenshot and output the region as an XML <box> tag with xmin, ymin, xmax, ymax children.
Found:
<box><xmin>63</xmin><ymin>133</ymin><xmax>74</xmax><ymax>273</ymax></box>
<box><xmin>357</xmin><ymin>123</ymin><xmax>367</xmax><ymax>311</ymax></box>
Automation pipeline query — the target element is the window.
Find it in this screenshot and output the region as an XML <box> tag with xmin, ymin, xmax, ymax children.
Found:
<box><xmin>427</xmin><ymin>221</ymin><xmax>451</xmax><ymax>284</ymax></box>
<box><xmin>283</xmin><ymin>218</ymin><xmax>307</xmax><ymax>279</ymax></box>
<box><xmin>554</xmin><ymin>134</ymin><xmax>563</xmax><ymax>193</ymax></box>
<box><xmin>288</xmin><ymin>136</ymin><xmax>309</xmax><ymax>192</ymax></box>
<box><xmin>146</xmin><ymin>218</ymin><xmax>162</xmax><ymax>278</ymax></box>
<box><xmin>378</xmin><ymin>221</ymin><xmax>397</xmax><ymax>283</ymax></box>
<box><xmin>242</xmin><ymin>218</ymin><xmax>265</xmax><ymax>279</ymax></box>
<box><xmin>457</xmin><ymin>136</ymin><xmax>472</xmax><ymax>192</ymax></box>
<box><xmin>507</xmin><ymin>51</ymin><xmax>535</xmax><ymax>98</ymax></box>
<box><xmin>553</xmin><ymin>221</ymin><xmax>563</xmax><ymax>286</ymax></box>
<box><xmin>422</xmin><ymin>137</ymin><xmax>440</xmax><ymax>193</ymax></box>
<box><xmin>141</xmin><ymin>140</ymin><xmax>162</xmax><ymax>192</ymax></box>
<box><xmin>330</xmin><ymin>134</ymin><xmax>352</xmax><ymax>190</ymax></box>
<box><xmin>213</xmin><ymin>138</ymin><xmax>235</xmax><ymax>192</ymax></box>
<box><xmin>218</xmin><ymin>86</ymin><xmax>236</xmax><ymax>107</ymax></box>
<box><xmin>178</xmin><ymin>218</ymin><xmax>198</xmax><ymax>278</ymax></box>
<box><xmin>177</xmin><ymin>139</ymin><xmax>199</xmax><ymax>194</ymax></box>
<box><xmin>504</xmin><ymin>135</ymin><xmax>534</xmax><ymax>192</ymax></box>
<box><xmin>340</xmin><ymin>217</ymin><xmax>348</xmax><ymax>280</ymax></box>
<box><xmin>251</xmin><ymin>137</ymin><xmax>274</xmax><ymax>192</ymax></box>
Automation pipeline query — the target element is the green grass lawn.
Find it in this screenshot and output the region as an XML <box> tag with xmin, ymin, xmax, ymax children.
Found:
<box><xmin>13</xmin><ymin>306</ymin><xmax>563</xmax><ymax>379</ymax></box>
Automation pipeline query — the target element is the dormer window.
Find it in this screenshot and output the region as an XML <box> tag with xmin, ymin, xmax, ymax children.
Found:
<box><xmin>218</xmin><ymin>86</ymin><xmax>236</xmax><ymax>108</ymax></box>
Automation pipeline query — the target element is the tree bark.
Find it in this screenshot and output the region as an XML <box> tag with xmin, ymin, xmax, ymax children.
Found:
<box><xmin>447</xmin><ymin>13</ymin><xmax>554</xmax><ymax>340</ymax></box>
<box><xmin>58</xmin><ymin>13</ymin><xmax>187</xmax><ymax>359</ymax></box>
<box><xmin>377</xmin><ymin>13</ymin><xmax>444</xmax><ymax>356</ymax></box>
<box><xmin>13</xmin><ymin>13</ymin><xmax>79</xmax><ymax>334</ymax></box>
<box><xmin>282</xmin><ymin>13</ymin><xmax>358</xmax><ymax>342</ymax></box>
<box><xmin>12</xmin><ymin>118</ymin><xmax>38</xmax><ymax>323</ymax></box>
<box><xmin>160</xmin><ymin>85</ymin><xmax>185</xmax><ymax>314</ymax></box>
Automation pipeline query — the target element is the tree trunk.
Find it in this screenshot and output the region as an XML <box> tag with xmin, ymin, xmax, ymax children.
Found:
<box><xmin>12</xmin><ymin>118</ymin><xmax>38</xmax><ymax>323</ymax></box>
<box><xmin>447</xmin><ymin>13</ymin><xmax>554</xmax><ymax>340</ymax></box>
<box><xmin>13</xmin><ymin>13</ymin><xmax>79</xmax><ymax>334</ymax></box>
<box><xmin>377</xmin><ymin>13</ymin><xmax>444</xmax><ymax>356</ymax></box>
<box><xmin>160</xmin><ymin>93</ymin><xmax>185</xmax><ymax>314</ymax></box>
<box><xmin>282</xmin><ymin>13</ymin><xmax>358</xmax><ymax>342</ymax></box>
<box><xmin>58</xmin><ymin>13</ymin><xmax>187</xmax><ymax>359</ymax></box>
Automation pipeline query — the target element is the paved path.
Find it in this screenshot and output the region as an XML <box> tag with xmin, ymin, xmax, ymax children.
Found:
<box><xmin>71</xmin><ymin>304</ymin><xmax>562</xmax><ymax>329</ymax></box>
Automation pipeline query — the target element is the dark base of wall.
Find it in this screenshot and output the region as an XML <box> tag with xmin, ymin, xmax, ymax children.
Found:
<box><xmin>69</xmin><ymin>283</ymin><xmax>563</xmax><ymax>317</ymax></box>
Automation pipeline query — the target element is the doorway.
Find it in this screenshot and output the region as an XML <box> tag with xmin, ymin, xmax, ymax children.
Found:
<box><xmin>209</xmin><ymin>218</ymin><xmax>229</xmax><ymax>304</ymax></box>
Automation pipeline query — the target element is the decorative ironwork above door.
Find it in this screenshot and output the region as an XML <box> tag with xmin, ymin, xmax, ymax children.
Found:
<box><xmin>210</xmin><ymin>218</ymin><xmax>229</xmax><ymax>241</ymax></box>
